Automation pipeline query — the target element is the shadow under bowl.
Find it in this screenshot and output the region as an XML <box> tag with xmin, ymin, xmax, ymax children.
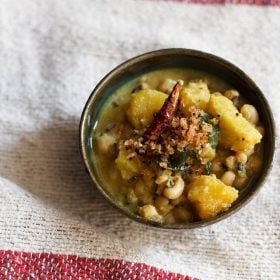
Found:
<box><xmin>80</xmin><ymin>49</ymin><xmax>275</xmax><ymax>229</ymax></box>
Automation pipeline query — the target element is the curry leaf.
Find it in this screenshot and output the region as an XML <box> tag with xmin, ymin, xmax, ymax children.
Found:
<box><xmin>166</xmin><ymin>150</ymin><xmax>190</xmax><ymax>170</ymax></box>
<box><xmin>204</xmin><ymin>161</ymin><xmax>212</xmax><ymax>175</ymax></box>
<box><xmin>200</xmin><ymin>111</ymin><xmax>220</xmax><ymax>149</ymax></box>
<box><xmin>209</xmin><ymin>125</ymin><xmax>220</xmax><ymax>149</ymax></box>
<box><xmin>157</xmin><ymin>149</ymin><xmax>196</xmax><ymax>171</ymax></box>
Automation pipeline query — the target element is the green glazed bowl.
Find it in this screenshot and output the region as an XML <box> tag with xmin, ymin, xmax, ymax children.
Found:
<box><xmin>80</xmin><ymin>49</ymin><xmax>275</xmax><ymax>229</ymax></box>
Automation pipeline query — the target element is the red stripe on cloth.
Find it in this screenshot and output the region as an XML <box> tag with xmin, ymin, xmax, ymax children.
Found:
<box><xmin>0</xmin><ymin>250</ymin><xmax>198</xmax><ymax>280</ymax></box>
<box><xmin>151</xmin><ymin>0</ymin><xmax>280</xmax><ymax>6</ymax></box>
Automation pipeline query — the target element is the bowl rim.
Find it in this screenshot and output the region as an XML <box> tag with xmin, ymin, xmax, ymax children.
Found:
<box><xmin>79</xmin><ymin>48</ymin><xmax>276</xmax><ymax>229</ymax></box>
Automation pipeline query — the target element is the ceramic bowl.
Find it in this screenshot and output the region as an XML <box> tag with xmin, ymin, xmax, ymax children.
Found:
<box><xmin>80</xmin><ymin>49</ymin><xmax>275</xmax><ymax>229</ymax></box>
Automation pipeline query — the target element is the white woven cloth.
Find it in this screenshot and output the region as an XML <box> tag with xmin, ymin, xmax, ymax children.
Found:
<box><xmin>0</xmin><ymin>0</ymin><xmax>279</xmax><ymax>279</ymax></box>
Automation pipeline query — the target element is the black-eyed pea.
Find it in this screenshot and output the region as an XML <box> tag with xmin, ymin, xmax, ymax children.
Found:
<box><xmin>95</xmin><ymin>133</ymin><xmax>116</xmax><ymax>154</ymax></box>
<box><xmin>140</xmin><ymin>82</ymin><xmax>149</xmax><ymax>90</ymax></box>
<box><xmin>234</xmin><ymin>175</ymin><xmax>248</xmax><ymax>189</ymax></box>
<box><xmin>155</xmin><ymin>201</ymin><xmax>174</xmax><ymax>216</ymax></box>
<box><xmin>140</xmin><ymin>75</ymin><xmax>147</xmax><ymax>83</ymax></box>
<box><xmin>164</xmin><ymin>213</ymin><xmax>176</xmax><ymax>224</ymax></box>
<box><xmin>140</xmin><ymin>192</ymin><xmax>154</xmax><ymax>205</ymax></box>
<box><xmin>159</xmin><ymin>78</ymin><xmax>176</xmax><ymax>94</ymax></box>
<box><xmin>138</xmin><ymin>205</ymin><xmax>162</xmax><ymax>222</ymax></box>
<box><xmin>156</xmin><ymin>184</ymin><xmax>165</xmax><ymax>196</ymax></box>
<box><xmin>236</xmin><ymin>152</ymin><xmax>248</xmax><ymax>164</ymax></box>
<box><xmin>224</xmin><ymin>89</ymin><xmax>239</xmax><ymax>100</ymax></box>
<box><xmin>240</xmin><ymin>104</ymin><xmax>259</xmax><ymax>125</ymax></box>
<box><xmin>155</xmin><ymin>196</ymin><xmax>169</xmax><ymax>208</ymax></box>
<box><xmin>221</xmin><ymin>171</ymin><xmax>236</xmax><ymax>186</ymax></box>
<box><xmin>200</xmin><ymin>144</ymin><xmax>216</xmax><ymax>162</ymax></box>
<box><xmin>170</xmin><ymin>195</ymin><xmax>186</xmax><ymax>206</ymax></box>
<box><xmin>142</xmin><ymin>170</ymin><xmax>155</xmax><ymax>189</ymax></box>
<box><xmin>225</xmin><ymin>155</ymin><xmax>237</xmax><ymax>171</ymax></box>
<box><xmin>212</xmin><ymin>161</ymin><xmax>223</xmax><ymax>173</ymax></box>
<box><xmin>158</xmin><ymin>205</ymin><xmax>174</xmax><ymax>216</ymax></box>
<box><xmin>173</xmin><ymin>207</ymin><xmax>193</xmax><ymax>223</ymax></box>
<box><xmin>247</xmin><ymin>154</ymin><xmax>262</xmax><ymax>172</ymax></box>
<box><xmin>134</xmin><ymin>180</ymin><xmax>145</xmax><ymax>196</ymax></box>
<box><xmin>163</xmin><ymin>175</ymin><xmax>185</xmax><ymax>200</ymax></box>
<box><xmin>155</xmin><ymin>169</ymin><xmax>172</xmax><ymax>185</ymax></box>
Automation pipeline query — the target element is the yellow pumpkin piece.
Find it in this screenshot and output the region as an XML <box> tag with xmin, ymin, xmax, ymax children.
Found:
<box><xmin>180</xmin><ymin>80</ymin><xmax>210</xmax><ymax>114</ymax></box>
<box><xmin>115</xmin><ymin>146</ymin><xmax>144</xmax><ymax>180</ymax></box>
<box><xmin>187</xmin><ymin>175</ymin><xmax>238</xmax><ymax>220</ymax></box>
<box><xmin>206</xmin><ymin>95</ymin><xmax>262</xmax><ymax>152</ymax></box>
<box><xmin>126</xmin><ymin>89</ymin><xmax>167</xmax><ymax>129</ymax></box>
